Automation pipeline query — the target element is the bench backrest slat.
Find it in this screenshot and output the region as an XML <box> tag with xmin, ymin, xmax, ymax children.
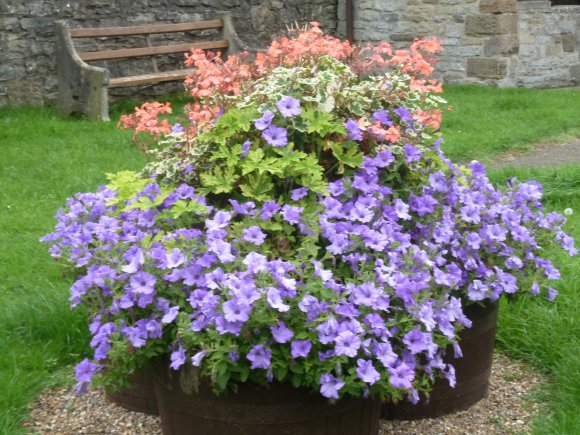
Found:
<box><xmin>69</xmin><ymin>19</ymin><xmax>224</xmax><ymax>38</ymax></box>
<box><xmin>79</xmin><ymin>40</ymin><xmax>229</xmax><ymax>62</ymax></box>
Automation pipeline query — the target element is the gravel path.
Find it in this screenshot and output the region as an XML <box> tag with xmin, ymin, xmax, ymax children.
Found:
<box><xmin>494</xmin><ymin>138</ymin><xmax>580</xmax><ymax>168</ymax></box>
<box><xmin>26</xmin><ymin>353</ymin><xmax>543</xmax><ymax>435</ymax></box>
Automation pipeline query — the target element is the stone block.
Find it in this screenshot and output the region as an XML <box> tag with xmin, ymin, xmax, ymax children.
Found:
<box><xmin>466</xmin><ymin>57</ymin><xmax>508</xmax><ymax>79</ymax></box>
<box><xmin>479</xmin><ymin>0</ymin><xmax>516</xmax><ymax>14</ymax></box>
<box><xmin>175</xmin><ymin>0</ymin><xmax>201</xmax><ymax>5</ymax></box>
<box><xmin>562</xmin><ymin>33</ymin><xmax>576</xmax><ymax>52</ymax></box>
<box><xmin>517</xmin><ymin>1</ymin><xmax>551</xmax><ymax>12</ymax></box>
<box><xmin>484</xmin><ymin>35</ymin><xmax>519</xmax><ymax>56</ymax></box>
<box><xmin>390</xmin><ymin>33</ymin><xmax>416</xmax><ymax>42</ymax></box>
<box><xmin>20</xmin><ymin>17</ymin><xmax>53</xmax><ymax>36</ymax></box>
<box><xmin>401</xmin><ymin>6</ymin><xmax>435</xmax><ymax>24</ymax></box>
<box><xmin>423</xmin><ymin>0</ymin><xmax>438</xmax><ymax>3</ymax></box>
<box><xmin>251</xmin><ymin>3</ymin><xmax>276</xmax><ymax>33</ymax></box>
<box><xmin>465</xmin><ymin>14</ymin><xmax>517</xmax><ymax>37</ymax></box>
<box><xmin>461</xmin><ymin>35</ymin><xmax>485</xmax><ymax>46</ymax></box>
<box><xmin>545</xmin><ymin>43</ymin><xmax>563</xmax><ymax>57</ymax></box>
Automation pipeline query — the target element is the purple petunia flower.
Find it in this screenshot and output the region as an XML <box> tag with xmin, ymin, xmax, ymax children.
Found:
<box><xmin>320</xmin><ymin>373</ymin><xmax>345</xmax><ymax>399</ymax></box>
<box><xmin>170</xmin><ymin>346</ymin><xmax>186</xmax><ymax>370</ymax></box>
<box><xmin>247</xmin><ymin>344</ymin><xmax>272</xmax><ymax>369</ymax></box>
<box><xmin>171</xmin><ymin>123</ymin><xmax>185</xmax><ymax>134</ymax></box>
<box><xmin>404</xmin><ymin>143</ymin><xmax>423</xmax><ymax>163</ymax></box>
<box><xmin>277</xmin><ymin>96</ymin><xmax>302</xmax><ymax>118</ymax></box>
<box><xmin>261</xmin><ymin>200</ymin><xmax>281</xmax><ymax>220</ymax></box>
<box><xmin>161</xmin><ymin>306</ymin><xmax>180</xmax><ymax>324</ymax></box>
<box><xmin>334</xmin><ymin>330</ymin><xmax>361</xmax><ymax>357</ymax></box>
<box><xmin>467</xmin><ymin>279</ymin><xmax>488</xmax><ymax>301</ymax></box>
<box><xmin>290</xmin><ymin>187</ymin><xmax>309</xmax><ymax>201</ymax></box>
<box><xmin>75</xmin><ymin>359</ymin><xmax>98</xmax><ymax>383</ymax></box>
<box><xmin>373</xmin><ymin>342</ymin><xmax>398</xmax><ymax>368</ymax></box>
<box><xmin>267</xmin><ymin>287</ymin><xmax>290</xmax><ymax>312</ymax></box>
<box><xmin>388</xmin><ymin>362</ymin><xmax>415</xmax><ymax>389</ymax></box>
<box><xmin>241</xmin><ymin>140</ymin><xmax>252</xmax><ymax>157</ymax></box>
<box><xmin>207</xmin><ymin>239</ymin><xmax>236</xmax><ymax>263</ymax></box>
<box><xmin>223</xmin><ymin>297</ymin><xmax>251</xmax><ymax>322</ymax></box>
<box><xmin>129</xmin><ymin>271</ymin><xmax>156</xmax><ymax>295</ymax></box>
<box><xmin>121</xmin><ymin>246</ymin><xmax>144</xmax><ymax>274</ymax></box>
<box><xmin>344</xmin><ymin>118</ymin><xmax>363</xmax><ymax>141</ymax></box>
<box><xmin>254</xmin><ymin>110</ymin><xmax>275</xmax><ymax>130</ymax></box>
<box><xmin>372</xmin><ymin>109</ymin><xmax>393</xmax><ymax>126</ymax></box>
<box><xmin>242</xmin><ymin>226</ymin><xmax>267</xmax><ymax>245</ymax></box>
<box><xmin>429</xmin><ymin>171</ymin><xmax>448</xmax><ymax>192</ymax></box>
<box><xmin>270</xmin><ymin>322</ymin><xmax>294</xmax><ymax>343</ymax></box>
<box><xmin>242</xmin><ymin>251</ymin><xmax>268</xmax><ymax>273</ymax></box>
<box><xmin>262</xmin><ymin>125</ymin><xmax>288</xmax><ymax>147</ymax></box>
<box><xmin>191</xmin><ymin>349</ymin><xmax>209</xmax><ymax>367</ymax></box>
<box><xmin>403</xmin><ymin>329</ymin><xmax>430</xmax><ymax>354</ymax></box>
<box><xmin>291</xmin><ymin>340</ymin><xmax>312</xmax><ymax>358</ymax></box>
<box><xmin>546</xmin><ymin>287</ymin><xmax>558</xmax><ymax>301</ymax></box>
<box><xmin>394</xmin><ymin>106</ymin><xmax>413</xmax><ymax>123</ymax></box>
<box><xmin>356</xmin><ymin>359</ymin><xmax>381</xmax><ymax>384</ymax></box>
<box><xmin>206</xmin><ymin>210</ymin><xmax>232</xmax><ymax>231</ymax></box>
<box><xmin>281</xmin><ymin>204</ymin><xmax>304</xmax><ymax>225</ymax></box>
<box><xmin>409</xmin><ymin>194</ymin><xmax>438</xmax><ymax>217</ymax></box>
<box><xmin>351</xmin><ymin>282</ymin><xmax>380</xmax><ymax>307</ymax></box>
<box><xmin>166</xmin><ymin>248</ymin><xmax>185</xmax><ymax>269</ymax></box>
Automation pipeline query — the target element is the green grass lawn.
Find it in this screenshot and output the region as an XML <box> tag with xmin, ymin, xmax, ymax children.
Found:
<box><xmin>0</xmin><ymin>104</ymin><xmax>145</xmax><ymax>433</ymax></box>
<box><xmin>441</xmin><ymin>85</ymin><xmax>580</xmax><ymax>162</ymax></box>
<box><xmin>0</xmin><ymin>85</ymin><xmax>579</xmax><ymax>434</ymax></box>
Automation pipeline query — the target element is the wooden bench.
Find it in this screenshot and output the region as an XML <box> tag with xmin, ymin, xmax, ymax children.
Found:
<box><xmin>54</xmin><ymin>13</ymin><xmax>251</xmax><ymax>121</ymax></box>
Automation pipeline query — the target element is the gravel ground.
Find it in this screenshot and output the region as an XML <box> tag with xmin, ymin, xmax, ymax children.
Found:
<box><xmin>26</xmin><ymin>353</ymin><xmax>543</xmax><ymax>435</ymax></box>
<box><xmin>494</xmin><ymin>139</ymin><xmax>580</xmax><ymax>169</ymax></box>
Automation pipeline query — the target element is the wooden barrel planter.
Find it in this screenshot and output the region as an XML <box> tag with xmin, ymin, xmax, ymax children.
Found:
<box><xmin>383</xmin><ymin>301</ymin><xmax>498</xmax><ymax>420</ymax></box>
<box><xmin>105</xmin><ymin>368</ymin><xmax>158</xmax><ymax>415</ymax></box>
<box><xmin>152</xmin><ymin>362</ymin><xmax>381</xmax><ymax>435</ymax></box>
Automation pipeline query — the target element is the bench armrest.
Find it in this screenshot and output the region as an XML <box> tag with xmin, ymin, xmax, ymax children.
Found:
<box><xmin>54</xmin><ymin>20</ymin><xmax>111</xmax><ymax>121</ymax></box>
<box><xmin>219</xmin><ymin>12</ymin><xmax>261</xmax><ymax>54</ymax></box>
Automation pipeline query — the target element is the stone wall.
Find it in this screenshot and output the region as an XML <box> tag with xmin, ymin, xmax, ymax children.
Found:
<box><xmin>2</xmin><ymin>0</ymin><xmax>579</xmax><ymax>106</ymax></box>
<box><xmin>517</xmin><ymin>1</ymin><xmax>580</xmax><ymax>87</ymax></box>
<box><xmin>340</xmin><ymin>0</ymin><xmax>579</xmax><ymax>88</ymax></box>
<box><xmin>0</xmin><ymin>0</ymin><xmax>337</xmax><ymax>107</ymax></box>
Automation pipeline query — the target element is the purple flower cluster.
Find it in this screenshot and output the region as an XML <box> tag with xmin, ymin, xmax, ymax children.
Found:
<box><xmin>43</xmin><ymin>96</ymin><xmax>576</xmax><ymax>403</ymax></box>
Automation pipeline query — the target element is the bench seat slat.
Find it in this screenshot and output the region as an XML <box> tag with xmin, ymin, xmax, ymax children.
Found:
<box><xmin>108</xmin><ymin>69</ymin><xmax>195</xmax><ymax>88</ymax></box>
<box><xmin>70</xmin><ymin>20</ymin><xmax>224</xmax><ymax>38</ymax></box>
<box><xmin>79</xmin><ymin>40</ymin><xmax>229</xmax><ymax>61</ymax></box>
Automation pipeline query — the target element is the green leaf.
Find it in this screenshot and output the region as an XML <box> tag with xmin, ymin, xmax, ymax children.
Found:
<box><xmin>239</xmin><ymin>365</ymin><xmax>250</xmax><ymax>382</ymax></box>
<box><xmin>240</xmin><ymin>149</ymin><xmax>286</xmax><ymax>177</ymax></box>
<box><xmin>210</xmin><ymin>143</ymin><xmax>242</xmax><ymax>167</ymax></box>
<box><xmin>302</xmin><ymin>108</ymin><xmax>344</xmax><ymax>136</ymax></box>
<box><xmin>291</xmin><ymin>373</ymin><xmax>302</xmax><ymax>388</ymax></box>
<box><xmin>239</xmin><ymin>172</ymin><xmax>274</xmax><ymax>201</ymax></box>
<box><xmin>328</xmin><ymin>141</ymin><xmax>364</xmax><ymax>174</ymax></box>
<box><xmin>200</xmin><ymin>166</ymin><xmax>238</xmax><ymax>194</ymax></box>
<box><xmin>273</xmin><ymin>365</ymin><xmax>288</xmax><ymax>381</ymax></box>
<box><xmin>105</xmin><ymin>171</ymin><xmax>151</xmax><ymax>206</ymax></box>
<box><xmin>215</xmin><ymin>363</ymin><xmax>231</xmax><ymax>390</ymax></box>
<box><xmin>165</xmin><ymin>199</ymin><xmax>209</xmax><ymax>219</ymax></box>
<box><xmin>128</xmin><ymin>192</ymin><xmax>167</xmax><ymax>211</ymax></box>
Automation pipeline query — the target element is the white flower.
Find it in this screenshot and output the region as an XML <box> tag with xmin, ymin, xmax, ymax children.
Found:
<box><xmin>564</xmin><ymin>208</ymin><xmax>574</xmax><ymax>216</ymax></box>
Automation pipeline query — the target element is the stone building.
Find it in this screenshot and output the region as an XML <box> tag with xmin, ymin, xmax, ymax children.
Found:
<box><xmin>0</xmin><ymin>0</ymin><xmax>578</xmax><ymax>107</ymax></box>
<box><xmin>338</xmin><ymin>0</ymin><xmax>580</xmax><ymax>88</ymax></box>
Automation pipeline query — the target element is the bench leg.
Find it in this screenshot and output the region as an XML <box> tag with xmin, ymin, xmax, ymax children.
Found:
<box><xmin>55</xmin><ymin>20</ymin><xmax>110</xmax><ymax>121</ymax></box>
